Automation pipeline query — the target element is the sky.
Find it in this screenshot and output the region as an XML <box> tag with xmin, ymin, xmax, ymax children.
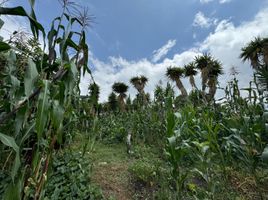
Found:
<box><xmin>1</xmin><ymin>0</ymin><xmax>268</xmax><ymax>102</ymax></box>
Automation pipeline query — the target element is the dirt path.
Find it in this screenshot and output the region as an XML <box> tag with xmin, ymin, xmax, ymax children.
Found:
<box><xmin>90</xmin><ymin>143</ymin><xmax>133</xmax><ymax>200</ymax></box>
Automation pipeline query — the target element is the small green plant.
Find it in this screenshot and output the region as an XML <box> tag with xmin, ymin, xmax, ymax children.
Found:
<box><xmin>165</xmin><ymin>96</ymin><xmax>191</xmax><ymax>199</ymax></box>
<box><xmin>43</xmin><ymin>152</ymin><xmax>103</xmax><ymax>200</ymax></box>
<box><xmin>129</xmin><ymin>159</ymin><xmax>158</xmax><ymax>186</ymax></box>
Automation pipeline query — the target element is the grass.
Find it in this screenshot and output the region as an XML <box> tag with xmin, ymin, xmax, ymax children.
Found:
<box><xmin>89</xmin><ymin>143</ymin><xmax>132</xmax><ymax>199</ymax></box>
<box><xmin>71</xmin><ymin>134</ymin><xmax>268</xmax><ymax>200</ymax></box>
<box><xmin>87</xmin><ymin>142</ymin><xmax>166</xmax><ymax>200</ymax></box>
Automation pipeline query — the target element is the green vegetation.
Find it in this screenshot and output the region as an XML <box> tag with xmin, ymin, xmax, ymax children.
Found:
<box><xmin>1</xmin><ymin>1</ymin><xmax>268</xmax><ymax>200</ymax></box>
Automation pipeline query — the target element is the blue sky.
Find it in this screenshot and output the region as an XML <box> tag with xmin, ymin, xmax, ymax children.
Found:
<box><xmin>1</xmin><ymin>0</ymin><xmax>268</xmax><ymax>101</ymax></box>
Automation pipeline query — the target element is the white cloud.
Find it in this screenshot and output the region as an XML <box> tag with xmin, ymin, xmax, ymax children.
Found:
<box><xmin>219</xmin><ymin>0</ymin><xmax>232</xmax><ymax>3</ymax></box>
<box><xmin>152</xmin><ymin>39</ymin><xmax>177</xmax><ymax>63</ymax></box>
<box><xmin>80</xmin><ymin>48</ymin><xmax>200</xmax><ymax>102</ymax></box>
<box><xmin>80</xmin><ymin>5</ymin><xmax>268</xmax><ymax>102</ymax></box>
<box><xmin>200</xmin><ymin>0</ymin><xmax>232</xmax><ymax>4</ymax></box>
<box><xmin>200</xmin><ymin>0</ymin><xmax>214</xmax><ymax>3</ymax></box>
<box><xmin>1</xmin><ymin>1</ymin><xmax>266</xmax><ymax>103</ymax></box>
<box><xmin>193</xmin><ymin>12</ymin><xmax>216</xmax><ymax>28</ymax></box>
<box><xmin>200</xmin><ymin>7</ymin><xmax>268</xmax><ymax>93</ymax></box>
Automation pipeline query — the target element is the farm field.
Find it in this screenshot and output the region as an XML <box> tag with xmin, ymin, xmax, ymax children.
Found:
<box><xmin>1</xmin><ymin>1</ymin><xmax>268</xmax><ymax>199</ymax></box>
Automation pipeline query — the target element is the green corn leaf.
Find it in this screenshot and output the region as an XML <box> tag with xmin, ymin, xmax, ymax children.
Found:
<box><xmin>47</xmin><ymin>17</ymin><xmax>60</xmax><ymax>49</ymax></box>
<box><xmin>12</xmin><ymin>153</ymin><xmax>21</xmax><ymax>183</ymax></box>
<box><xmin>10</xmin><ymin>75</ymin><xmax>20</xmax><ymax>88</ymax></box>
<box><xmin>7</xmin><ymin>51</ymin><xmax>16</xmax><ymax>72</ymax></box>
<box><xmin>80</xmin><ymin>33</ymin><xmax>89</xmax><ymax>73</ymax></box>
<box><xmin>261</xmin><ymin>145</ymin><xmax>268</xmax><ymax>161</ymax></box>
<box><xmin>61</xmin><ymin>32</ymin><xmax>79</xmax><ymax>60</ymax></box>
<box><xmin>0</xmin><ymin>6</ymin><xmax>45</xmax><ymax>39</ymax></box>
<box><xmin>4</xmin><ymin>180</ymin><xmax>22</xmax><ymax>200</ymax></box>
<box><xmin>59</xmin><ymin>24</ymin><xmax>65</xmax><ymax>32</ymax></box>
<box><xmin>65</xmin><ymin>38</ymin><xmax>79</xmax><ymax>51</ymax></box>
<box><xmin>70</xmin><ymin>61</ymin><xmax>78</xmax><ymax>78</ymax></box>
<box><xmin>0</xmin><ymin>18</ymin><xmax>4</xmax><ymax>29</ymax></box>
<box><xmin>167</xmin><ymin>113</ymin><xmax>175</xmax><ymax>137</ymax></box>
<box><xmin>80</xmin><ymin>31</ymin><xmax>90</xmax><ymax>75</ymax></box>
<box><xmin>28</xmin><ymin>0</ymin><xmax>35</xmax><ymax>7</ymax></box>
<box><xmin>20</xmin><ymin>123</ymin><xmax>35</xmax><ymax>146</ymax></box>
<box><xmin>0</xmin><ymin>133</ymin><xmax>19</xmax><ymax>152</ymax></box>
<box><xmin>167</xmin><ymin>136</ymin><xmax>176</xmax><ymax>148</ymax></box>
<box><xmin>15</xmin><ymin>105</ymin><xmax>27</xmax><ymax>137</ymax></box>
<box><xmin>55</xmin><ymin>37</ymin><xmax>63</xmax><ymax>44</ymax></box>
<box><xmin>63</xmin><ymin>13</ymin><xmax>83</xmax><ymax>26</ymax></box>
<box><xmin>24</xmin><ymin>59</ymin><xmax>39</xmax><ymax>97</ymax></box>
<box><xmin>47</xmin><ymin>29</ymin><xmax>57</xmax><ymax>48</ymax></box>
<box><xmin>0</xmin><ymin>133</ymin><xmax>21</xmax><ymax>181</ymax></box>
<box><xmin>0</xmin><ymin>41</ymin><xmax>11</xmax><ymax>51</ymax></box>
<box><xmin>36</xmin><ymin>80</ymin><xmax>50</xmax><ymax>140</ymax></box>
<box><xmin>51</xmin><ymin>100</ymin><xmax>64</xmax><ymax>131</ymax></box>
<box><xmin>30</xmin><ymin>10</ymin><xmax>37</xmax><ymax>38</ymax></box>
<box><xmin>28</xmin><ymin>0</ymin><xmax>37</xmax><ymax>37</ymax></box>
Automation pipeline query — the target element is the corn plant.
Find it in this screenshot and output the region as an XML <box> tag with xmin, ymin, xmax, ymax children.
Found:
<box><xmin>0</xmin><ymin>1</ymin><xmax>93</xmax><ymax>199</ymax></box>
<box><xmin>164</xmin><ymin>95</ymin><xmax>192</xmax><ymax>199</ymax></box>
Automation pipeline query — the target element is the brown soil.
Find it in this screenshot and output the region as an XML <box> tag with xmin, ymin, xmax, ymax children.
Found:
<box><xmin>92</xmin><ymin>162</ymin><xmax>133</xmax><ymax>200</ymax></box>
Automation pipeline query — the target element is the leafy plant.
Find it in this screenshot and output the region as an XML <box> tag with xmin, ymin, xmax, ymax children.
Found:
<box><xmin>0</xmin><ymin>1</ymin><xmax>93</xmax><ymax>198</ymax></box>
<box><xmin>43</xmin><ymin>152</ymin><xmax>103</xmax><ymax>200</ymax></box>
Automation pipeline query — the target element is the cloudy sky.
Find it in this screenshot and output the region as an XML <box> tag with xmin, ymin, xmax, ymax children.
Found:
<box><xmin>1</xmin><ymin>0</ymin><xmax>268</xmax><ymax>102</ymax></box>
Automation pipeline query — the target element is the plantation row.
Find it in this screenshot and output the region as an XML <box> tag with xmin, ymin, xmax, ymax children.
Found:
<box><xmin>0</xmin><ymin>1</ymin><xmax>268</xmax><ymax>199</ymax></box>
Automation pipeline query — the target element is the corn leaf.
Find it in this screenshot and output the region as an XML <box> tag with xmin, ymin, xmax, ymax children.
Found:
<box><xmin>24</xmin><ymin>59</ymin><xmax>39</xmax><ymax>97</ymax></box>
<box><xmin>0</xmin><ymin>18</ymin><xmax>4</xmax><ymax>29</ymax></box>
<box><xmin>36</xmin><ymin>80</ymin><xmax>50</xmax><ymax>140</ymax></box>
<box><xmin>261</xmin><ymin>145</ymin><xmax>268</xmax><ymax>161</ymax></box>
<box><xmin>0</xmin><ymin>133</ymin><xmax>21</xmax><ymax>181</ymax></box>
<box><xmin>0</xmin><ymin>6</ymin><xmax>45</xmax><ymax>39</ymax></box>
<box><xmin>0</xmin><ymin>41</ymin><xmax>11</xmax><ymax>51</ymax></box>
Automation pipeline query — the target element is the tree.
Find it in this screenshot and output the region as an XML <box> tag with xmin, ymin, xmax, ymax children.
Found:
<box><xmin>166</xmin><ymin>67</ymin><xmax>187</xmax><ymax>96</ymax></box>
<box><xmin>130</xmin><ymin>76</ymin><xmax>140</xmax><ymax>90</ymax></box>
<box><xmin>241</xmin><ymin>37</ymin><xmax>268</xmax><ymax>91</ymax></box>
<box><xmin>240</xmin><ymin>37</ymin><xmax>263</xmax><ymax>69</ymax></box>
<box><xmin>184</xmin><ymin>62</ymin><xmax>198</xmax><ymax>90</ymax></box>
<box><xmin>130</xmin><ymin>75</ymin><xmax>148</xmax><ymax>105</ymax></box>
<box><xmin>108</xmin><ymin>92</ymin><xmax>118</xmax><ymax>112</ymax></box>
<box><xmin>263</xmin><ymin>37</ymin><xmax>268</xmax><ymax>67</ymax></box>
<box><xmin>112</xmin><ymin>82</ymin><xmax>128</xmax><ymax>111</ymax></box>
<box><xmin>88</xmin><ymin>82</ymin><xmax>100</xmax><ymax>115</ymax></box>
<box><xmin>195</xmin><ymin>53</ymin><xmax>213</xmax><ymax>93</ymax></box>
<box><xmin>207</xmin><ymin>59</ymin><xmax>224</xmax><ymax>100</ymax></box>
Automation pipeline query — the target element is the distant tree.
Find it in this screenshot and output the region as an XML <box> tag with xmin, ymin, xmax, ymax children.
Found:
<box><xmin>184</xmin><ymin>62</ymin><xmax>198</xmax><ymax>90</ymax></box>
<box><xmin>207</xmin><ymin>59</ymin><xmax>224</xmax><ymax>100</ymax></box>
<box><xmin>130</xmin><ymin>75</ymin><xmax>148</xmax><ymax>105</ymax></box>
<box><xmin>108</xmin><ymin>92</ymin><xmax>118</xmax><ymax>112</ymax></box>
<box><xmin>112</xmin><ymin>82</ymin><xmax>128</xmax><ymax>111</ymax></box>
<box><xmin>166</xmin><ymin>67</ymin><xmax>187</xmax><ymax>96</ymax></box>
<box><xmin>240</xmin><ymin>37</ymin><xmax>268</xmax><ymax>69</ymax></box>
<box><xmin>195</xmin><ymin>53</ymin><xmax>213</xmax><ymax>93</ymax></box>
<box><xmin>240</xmin><ymin>37</ymin><xmax>268</xmax><ymax>91</ymax></box>
<box><xmin>88</xmin><ymin>82</ymin><xmax>100</xmax><ymax>114</ymax></box>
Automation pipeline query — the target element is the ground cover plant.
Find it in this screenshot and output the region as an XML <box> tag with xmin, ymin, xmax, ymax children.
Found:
<box><xmin>1</xmin><ymin>1</ymin><xmax>268</xmax><ymax>200</ymax></box>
